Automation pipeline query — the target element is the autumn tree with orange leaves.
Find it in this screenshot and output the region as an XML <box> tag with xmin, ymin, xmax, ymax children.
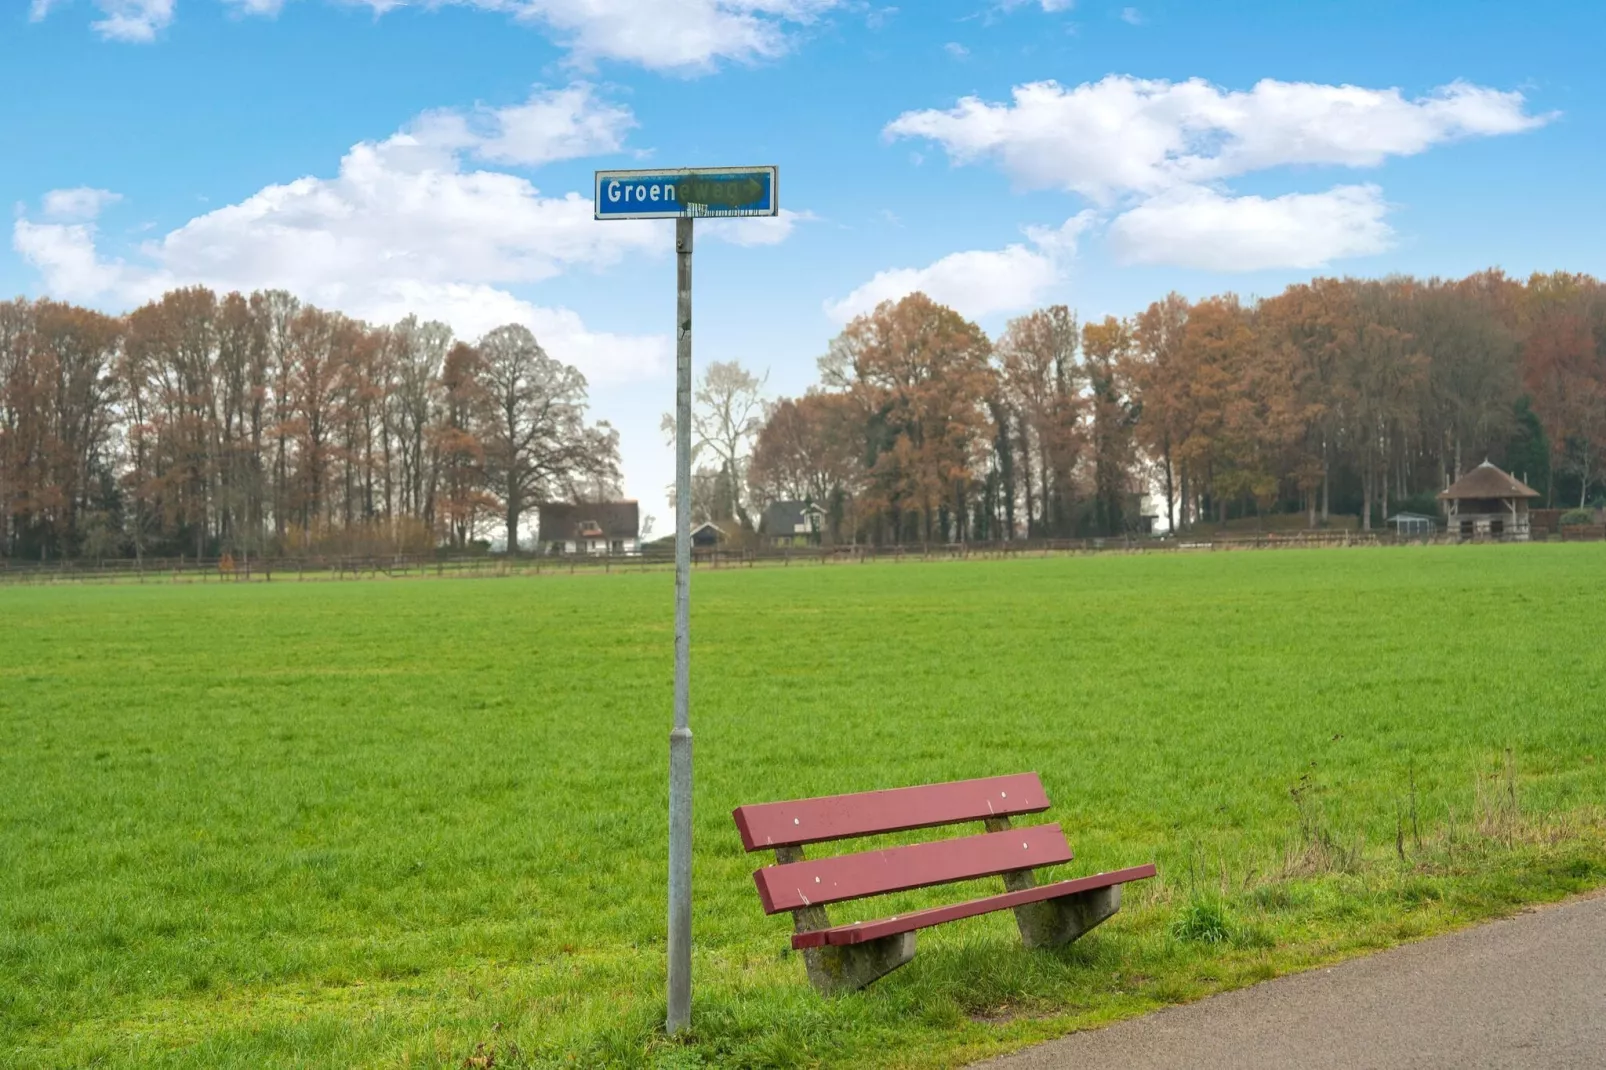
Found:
<box><xmin>819</xmin><ymin>293</ymin><xmax>996</xmax><ymax>542</ymax></box>
<box><xmin>1521</xmin><ymin>273</ymin><xmax>1606</xmax><ymax>507</ymax></box>
<box><xmin>746</xmin><ymin>391</ymin><xmax>862</xmax><ymax>539</ymax></box>
<box><xmin>995</xmin><ymin>305</ymin><xmax>1081</xmax><ymax>536</ymax></box>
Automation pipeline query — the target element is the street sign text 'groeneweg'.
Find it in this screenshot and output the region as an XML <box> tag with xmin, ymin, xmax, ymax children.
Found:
<box><xmin>594</xmin><ymin>166</ymin><xmax>779</xmax><ymax>220</ymax></box>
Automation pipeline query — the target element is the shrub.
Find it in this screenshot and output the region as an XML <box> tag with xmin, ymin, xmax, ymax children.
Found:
<box><xmin>1171</xmin><ymin>899</ymin><xmax>1234</xmax><ymax>944</ymax></box>
<box><xmin>1559</xmin><ymin>509</ymin><xmax>1596</xmax><ymax>526</ymax></box>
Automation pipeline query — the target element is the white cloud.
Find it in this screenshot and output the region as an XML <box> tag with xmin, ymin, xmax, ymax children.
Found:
<box><xmin>84</xmin><ymin>0</ymin><xmax>175</xmax><ymax>40</ymax></box>
<box><xmin>824</xmin><ymin>210</ymin><xmax>1094</xmax><ymax>323</ymax></box>
<box><xmin>701</xmin><ymin>208</ymin><xmax>813</xmax><ymax>247</ymax></box>
<box><xmin>410</xmin><ymin>83</ymin><xmax>635</xmax><ymax>167</ymax></box>
<box><xmin>825</xmin><ymin>247</ymin><xmax>1055</xmax><ymax>324</ymax></box>
<box><xmin>439</xmin><ymin>0</ymin><xmax>840</xmax><ymax>70</ymax></box>
<box><xmin>9</xmin><ymin>85</ymin><xmax>706</xmax><ymax>384</ymax></box>
<box><xmin>224</xmin><ymin>0</ymin><xmax>288</xmax><ymax>14</ymax></box>
<box><xmin>355</xmin><ymin>282</ymin><xmax>669</xmax><ymax>380</ymax></box>
<box><xmin>944</xmin><ymin>41</ymin><xmax>969</xmax><ymax>59</ymax></box>
<box><xmin>1023</xmin><ymin>210</ymin><xmax>1096</xmax><ymax>256</ymax></box>
<box><xmin>39</xmin><ymin>0</ymin><xmax>840</xmax><ymax>69</ymax></box>
<box><xmin>1119</xmin><ymin>7</ymin><xmax>1142</xmax><ymax>25</ymax></box>
<box><xmin>524</xmin><ymin>305</ymin><xmax>669</xmax><ymax>381</ymax></box>
<box><xmin>1106</xmin><ymin>184</ymin><xmax>1392</xmax><ymax>271</ymax></box>
<box><xmin>886</xmin><ymin>75</ymin><xmax>1552</xmax><ymax>202</ymax></box>
<box><xmin>13</xmin><ymin>220</ymin><xmax>155</xmax><ymax>301</ymax></box>
<box><xmin>40</xmin><ymin>187</ymin><xmax>123</xmax><ymax>222</ymax></box>
<box><xmin>150</xmin><ymin>139</ymin><xmax>659</xmax><ymax>289</ymax></box>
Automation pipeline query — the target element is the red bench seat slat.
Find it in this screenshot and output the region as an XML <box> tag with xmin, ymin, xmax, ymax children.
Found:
<box><xmin>754</xmin><ymin>823</ymin><xmax>1071</xmax><ymax>914</ymax></box>
<box><xmin>792</xmin><ymin>864</ymin><xmax>1159</xmax><ymax>948</ymax></box>
<box><xmin>732</xmin><ymin>773</ymin><xmax>1050</xmax><ymax>851</ymax></box>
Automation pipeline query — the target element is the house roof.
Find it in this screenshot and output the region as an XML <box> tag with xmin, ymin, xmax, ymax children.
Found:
<box><xmin>690</xmin><ymin>522</ymin><xmax>726</xmax><ymax>542</ymax></box>
<box><xmin>537</xmin><ymin>500</ymin><xmax>639</xmax><ymax>542</ymax></box>
<box><xmin>1437</xmin><ymin>461</ymin><xmax>1540</xmax><ymax>501</ymax></box>
<box><xmin>1387</xmin><ymin>512</ymin><xmax>1436</xmax><ymax>522</ymax></box>
<box><xmin>760</xmin><ymin>499</ymin><xmax>823</xmax><ymax>533</ymax></box>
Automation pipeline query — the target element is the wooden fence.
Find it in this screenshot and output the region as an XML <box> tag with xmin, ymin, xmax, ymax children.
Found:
<box><xmin>3</xmin><ymin>527</ymin><xmax>1594</xmax><ymax>587</ymax></box>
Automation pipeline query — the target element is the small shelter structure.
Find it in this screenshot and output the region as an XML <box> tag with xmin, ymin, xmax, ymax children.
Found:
<box><xmin>1387</xmin><ymin>512</ymin><xmax>1436</xmax><ymax>537</ymax></box>
<box><xmin>690</xmin><ymin>522</ymin><xmax>726</xmax><ymax>548</ymax></box>
<box><xmin>1438</xmin><ymin>462</ymin><xmax>1540</xmax><ymax>541</ymax></box>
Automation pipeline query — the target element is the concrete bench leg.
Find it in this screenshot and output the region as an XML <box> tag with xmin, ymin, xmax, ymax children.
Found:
<box><xmin>1012</xmin><ymin>883</ymin><xmax>1121</xmax><ymax>949</ymax></box>
<box><xmin>985</xmin><ymin>815</ymin><xmax>1123</xmax><ymax>949</ymax></box>
<box><xmin>778</xmin><ymin>844</ymin><xmax>917</xmax><ymax>996</ymax></box>
<box><xmin>801</xmin><ymin>932</ymin><xmax>917</xmax><ymax>996</ymax></box>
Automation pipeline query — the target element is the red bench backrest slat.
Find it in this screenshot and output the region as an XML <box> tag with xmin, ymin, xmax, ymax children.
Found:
<box><xmin>753</xmin><ymin>823</ymin><xmax>1072</xmax><ymax>914</ymax></box>
<box><xmin>732</xmin><ymin>772</ymin><xmax>1049</xmax><ymax>852</ymax></box>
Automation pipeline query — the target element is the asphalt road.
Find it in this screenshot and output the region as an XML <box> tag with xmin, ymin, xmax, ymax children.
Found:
<box><xmin>973</xmin><ymin>890</ymin><xmax>1606</xmax><ymax>1069</ymax></box>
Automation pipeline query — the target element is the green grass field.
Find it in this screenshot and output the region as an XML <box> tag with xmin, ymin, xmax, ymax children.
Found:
<box><xmin>3</xmin><ymin>547</ymin><xmax>1605</xmax><ymax>1068</ymax></box>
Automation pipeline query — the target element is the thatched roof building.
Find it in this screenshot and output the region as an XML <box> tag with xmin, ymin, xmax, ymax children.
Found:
<box><xmin>1438</xmin><ymin>462</ymin><xmax>1540</xmax><ymax>540</ymax></box>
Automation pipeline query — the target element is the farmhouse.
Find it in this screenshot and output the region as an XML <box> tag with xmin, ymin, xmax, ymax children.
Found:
<box><xmin>537</xmin><ymin>501</ymin><xmax>640</xmax><ymax>555</ymax></box>
<box><xmin>1438</xmin><ymin>461</ymin><xmax>1540</xmax><ymax>540</ymax></box>
<box><xmin>759</xmin><ymin>500</ymin><xmax>826</xmax><ymax>546</ymax></box>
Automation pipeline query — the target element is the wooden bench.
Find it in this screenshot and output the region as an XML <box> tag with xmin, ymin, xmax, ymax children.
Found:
<box><xmin>732</xmin><ymin>772</ymin><xmax>1157</xmax><ymax>995</ymax></box>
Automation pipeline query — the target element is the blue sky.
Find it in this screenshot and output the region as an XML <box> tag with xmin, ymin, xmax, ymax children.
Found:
<box><xmin>5</xmin><ymin>0</ymin><xmax>1603</xmax><ymax>513</ymax></box>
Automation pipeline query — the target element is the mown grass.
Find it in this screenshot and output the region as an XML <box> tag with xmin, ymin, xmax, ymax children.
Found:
<box><xmin>2</xmin><ymin>545</ymin><xmax>1604</xmax><ymax>1068</ymax></box>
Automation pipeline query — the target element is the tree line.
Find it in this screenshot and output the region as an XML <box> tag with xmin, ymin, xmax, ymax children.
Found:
<box><xmin>0</xmin><ymin>288</ymin><xmax>618</xmax><ymax>561</ymax></box>
<box><xmin>7</xmin><ymin>270</ymin><xmax>1604</xmax><ymax>560</ymax></box>
<box><xmin>723</xmin><ymin>270</ymin><xmax>1603</xmax><ymax>544</ymax></box>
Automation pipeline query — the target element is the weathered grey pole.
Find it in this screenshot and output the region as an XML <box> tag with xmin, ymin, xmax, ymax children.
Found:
<box><xmin>666</xmin><ymin>214</ymin><xmax>694</xmax><ymax>1035</ymax></box>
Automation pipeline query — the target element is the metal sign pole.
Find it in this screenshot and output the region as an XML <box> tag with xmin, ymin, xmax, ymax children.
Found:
<box><xmin>666</xmin><ymin>215</ymin><xmax>694</xmax><ymax>1036</ymax></box>
<box><xmin>591</xmin><ymin>165</ymin><xmax>775</xmax><ymax>1039</ymax></box>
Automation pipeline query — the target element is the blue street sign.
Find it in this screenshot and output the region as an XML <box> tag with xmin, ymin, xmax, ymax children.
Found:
<box><xmin>594</xmin><ymin>166</ymin><xmax>778</xmax><ymax>220</ymax></box>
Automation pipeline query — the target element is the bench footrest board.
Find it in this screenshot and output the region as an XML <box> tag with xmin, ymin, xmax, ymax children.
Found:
<box><xmin>792</xmin><ymin>864</ymin><xmax>1157</xmax><ymax>949</ymax></box>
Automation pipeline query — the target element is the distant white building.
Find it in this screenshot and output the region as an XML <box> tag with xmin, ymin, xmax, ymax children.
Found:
<box><xmin>1134</xmin><ymin>492</ymin><xmax>1160</xmax><ymax>535</ymax></box>
<box><xmin>537</xmin><ymin>501</ymin><xmax>641</xmax><ymax>555</ymax></box>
